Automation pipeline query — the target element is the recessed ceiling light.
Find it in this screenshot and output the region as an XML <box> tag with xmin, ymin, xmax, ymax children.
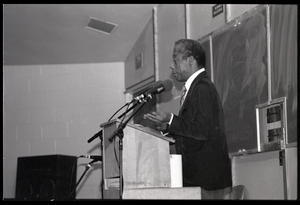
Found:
<box><xmin>86</xmin><ymin>17</ymin><xmax>118</xmax><ymax>35</ymax></box>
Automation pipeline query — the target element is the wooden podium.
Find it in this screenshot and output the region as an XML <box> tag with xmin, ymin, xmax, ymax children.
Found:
<box><xmin>101</xmin><ymin>119</ymin><xmax>201</xmax><ymax>199</ymax></box>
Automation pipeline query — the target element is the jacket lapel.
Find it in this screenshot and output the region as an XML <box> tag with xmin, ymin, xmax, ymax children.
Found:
<box><xmin>178</xmin><ymin>71</ymin><xmax>207</xmax><ymax>116</ymax></box>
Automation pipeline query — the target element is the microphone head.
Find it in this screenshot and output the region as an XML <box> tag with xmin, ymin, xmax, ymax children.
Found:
<box><xmin>146</xmin><ymin>79</ymin><xmax>173</xmax><ymax>95</ymax></box>
<box><xmin>150</xmin><ymin>80</ymin><xmax>162</xmax><ymax>89</ymax></box>
<box><xmin>161</xmin><ymin>79</ymin><xmax>173</xmax><ymax>92</ymax></box>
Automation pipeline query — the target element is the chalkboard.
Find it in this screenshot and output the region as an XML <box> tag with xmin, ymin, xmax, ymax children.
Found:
<box><xmin>270</xmin><ymin>5</ymin><xmax>297</xmax><ymax>143</ymax></box>
<box><xmin>198</xmin><ymin>37</ymin><xmax>211</xmax><ymax>79</ymax></box>
<box><xmin>212</xmin><ymin>6</ymin><xmax>268</xmax><ymax>153</ymax></box>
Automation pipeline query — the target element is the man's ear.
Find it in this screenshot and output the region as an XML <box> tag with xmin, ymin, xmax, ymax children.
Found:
<box><xmin>188</xmin><ymin>56</ymin><xmax>194</xmax><ymax>67</ymax></box>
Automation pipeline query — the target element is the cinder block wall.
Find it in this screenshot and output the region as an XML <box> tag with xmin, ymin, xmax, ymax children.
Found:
<box><xmin>3</xmin><ymin>62</ymin><xmax>125</xmax><ymax>199</ymax></box>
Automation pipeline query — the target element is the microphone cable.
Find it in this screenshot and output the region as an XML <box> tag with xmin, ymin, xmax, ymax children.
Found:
<box><xmin>107</xmin><ymin>102</ymin><xmax>130</xmax><ymax>122</ymax></box>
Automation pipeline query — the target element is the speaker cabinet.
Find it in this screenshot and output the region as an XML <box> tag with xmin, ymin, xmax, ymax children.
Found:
<box><xmin>15</xmin><ymin>155</ymin><xmax>77</xmax><ymax>201</ymax></box>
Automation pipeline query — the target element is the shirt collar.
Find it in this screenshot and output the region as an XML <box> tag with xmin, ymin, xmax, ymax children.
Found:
<box><xmin>184</xmin><ymin>68</ymin><xmax>205</xmax><ymax>91</ymax></box>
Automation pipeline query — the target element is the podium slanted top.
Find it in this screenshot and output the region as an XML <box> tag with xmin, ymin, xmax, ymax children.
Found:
<box><xmin>100</xmin><ymin>119</ymin><xmax>175</xmax><ymax>143</ymax></box>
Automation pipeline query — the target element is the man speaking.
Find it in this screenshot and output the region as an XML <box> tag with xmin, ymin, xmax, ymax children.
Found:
<box><xmin>144</xmin><ymin>39</ymin><xmax>232</xmax><ymax>199</ymax></box>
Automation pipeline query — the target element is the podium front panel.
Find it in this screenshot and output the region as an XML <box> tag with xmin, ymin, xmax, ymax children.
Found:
<box><xmin>101</xmin><ymin>120</ymin><xmax>172</xmax><ymax>198</ymax></box>
<box><xmin>122</xmin><ymin>125</ymin><xmax>171</xmax><ymax>189</ymax></box>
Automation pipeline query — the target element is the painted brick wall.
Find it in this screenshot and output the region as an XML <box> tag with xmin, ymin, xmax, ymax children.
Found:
<box><xmin>3</xmin><ymin>62</ymin><xmax>125</xmax><ymax>199</ymax></box>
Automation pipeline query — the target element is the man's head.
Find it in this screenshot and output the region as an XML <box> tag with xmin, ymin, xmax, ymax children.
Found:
<box><xmin>170</xmin><ymin>39</ymin><xmax>206</xmax><ymax>82</ymax></box>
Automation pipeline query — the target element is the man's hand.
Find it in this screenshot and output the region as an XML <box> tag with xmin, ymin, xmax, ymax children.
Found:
<box><xmin>143</xmin><ymin>111</ymin><xmax>171</xmax><ymax>123</ymax></box>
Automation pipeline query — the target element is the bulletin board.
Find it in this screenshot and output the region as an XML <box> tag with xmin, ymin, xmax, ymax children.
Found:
<box><xmin>212</xmin><ymin>6</ymin><xmax>269</xmax><ymax>153</ymax></box>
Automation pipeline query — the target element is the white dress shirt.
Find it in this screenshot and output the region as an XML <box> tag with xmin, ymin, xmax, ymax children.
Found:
<box><xmin>180</xmin><ymin>68</ymin><xmax>205</xmax><ymax>105</ymax></box>
<box><xmin>162</xmin><ymin>68</ymin><xmax>205</xmax><ymax>135</ymax></box>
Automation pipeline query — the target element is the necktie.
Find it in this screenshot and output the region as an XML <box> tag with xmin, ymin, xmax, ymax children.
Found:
<box><xmin>180</xmin><ymin>85</ymin><xmax>187</xmax><ymax>107</ymax></box>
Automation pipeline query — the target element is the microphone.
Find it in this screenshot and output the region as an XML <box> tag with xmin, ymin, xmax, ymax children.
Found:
<box><xmin>79</xmin><ymin>155</ymin><xmax>102</xmax><ymax>161</ymax></box>
<box><xmin>132</xmin><ymin>79</ymin><xmax>173</xmax><ymax>103</ymax></box>
<box><xmin>146</xmin><ymin>79</ymin><xmax>173</xmax><ymax>95</ymax></box>
<box><xmin>131</xmin><ymin>80</ymin><xmax>162</xmax><ymax>103</ymax></box>
<box><xmin>87</xmin><ymin>130</ymin><xmax>102</xmax><ymax>143</ymax></box>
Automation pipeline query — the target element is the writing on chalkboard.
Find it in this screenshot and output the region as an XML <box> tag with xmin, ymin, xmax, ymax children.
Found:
<box><xmin>213</xmin><ymin>6</ymin><xmax>268</xmax><ymax>153</ymax></box>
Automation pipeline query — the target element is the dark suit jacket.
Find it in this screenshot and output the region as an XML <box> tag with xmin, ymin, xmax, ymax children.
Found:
<box><xmin>168</xmin><ymin>71</ymin><xmax>232</xmax><ymax>191</ymax></box>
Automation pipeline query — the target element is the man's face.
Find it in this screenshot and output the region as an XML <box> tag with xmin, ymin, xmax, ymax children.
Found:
<box><xmin>170</xmin><ymin>50</ymin><xmax>189</xmax><ymax>82</ymax></box>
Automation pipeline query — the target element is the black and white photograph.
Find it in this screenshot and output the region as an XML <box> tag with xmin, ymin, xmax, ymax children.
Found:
<box><xmin>3</xmin><ymin>4</ymin><xmax>297</xmax><ymax>200</ymax></box>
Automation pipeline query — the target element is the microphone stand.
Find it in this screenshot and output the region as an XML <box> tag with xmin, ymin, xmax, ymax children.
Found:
<box><xmin>68</xmin><ymin>158</ymin><xmax>101</xmax><ymax>200</ymax></box>
<box><xmin>108</xmin><ymin>99</ymin><xmax>148</xmax><ymax>142</ymax></box>
<box><xmin>115</xmin><ymin>100</ymin><xmax>139</xmax><ymax>120</ymax></box>
<box><xmin>109</xmin><ymin>93</ymin><xmax>153</xmax><ymax>142</ymax></box>
<box><xmin>108</xmin><ymin>100</ymin><xmax>148</xmax><ymax>199</ymax></box>
<box><xmin>86</xmin><ymin>94</ymin><xmax>152</xmax><ymax>199</ymax></box>
<box><xmin>86</xmin><ymin>97</ymin><xmax>144</xmax><ymax>144</ymax></box>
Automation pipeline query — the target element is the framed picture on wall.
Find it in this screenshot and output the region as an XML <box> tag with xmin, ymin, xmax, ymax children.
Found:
<box><xmin>135</xmin><ymin>53</ymin><xmax>143</xmax><ymax>70</ymax></box>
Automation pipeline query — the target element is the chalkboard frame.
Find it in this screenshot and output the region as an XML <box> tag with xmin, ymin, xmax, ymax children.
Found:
<box><xmin>212</xmin><ymin>5</ymin><xmax>269</xmax><ymax>155</ymax></box>
<box><xmin>269</xmin><ymin>5</ymin><xmax>297</xmax><ymax>144</ymax></box>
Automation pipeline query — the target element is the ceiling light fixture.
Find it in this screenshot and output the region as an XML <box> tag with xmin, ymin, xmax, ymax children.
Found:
<box><xmin>86</xmin><ymin>17</ymin><xmax>118</xmax><ymax>35</ymax></box>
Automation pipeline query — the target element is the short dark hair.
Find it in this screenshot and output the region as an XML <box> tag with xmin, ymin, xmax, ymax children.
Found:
<box><xmin>174</xmin><ymin>39</ymin><xmax>206</xmax><ymax>68</ymax></box>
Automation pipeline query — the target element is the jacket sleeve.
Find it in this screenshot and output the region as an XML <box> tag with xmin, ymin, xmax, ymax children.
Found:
<box><xmin>168</xmin><ymin>83</ymin><xmax>215</xmax><ymax>140</ymax></box>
